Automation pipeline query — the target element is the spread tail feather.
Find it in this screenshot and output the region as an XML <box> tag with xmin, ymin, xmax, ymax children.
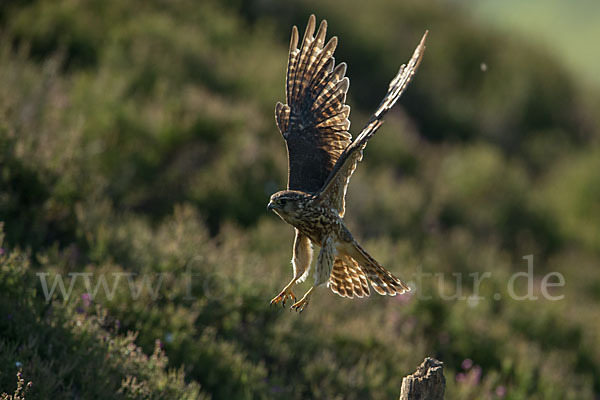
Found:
<box><xmin>349</xmin><ymin>242</ymin><xmax>410</xmax><ymax>296</ymax></box>
<box><xmin>329</xmin><ymin>256</ymin><xmax>370</xmax><ymax>298</ymax></box>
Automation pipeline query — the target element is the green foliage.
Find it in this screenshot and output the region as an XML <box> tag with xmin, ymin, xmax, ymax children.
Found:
<box><xmin>536</xmin><ymin>149</ymin><xmax>600</xmax><ymax>253</ymax></box>
<box><xmin>1</xmin><ymin>0</ymin><xmax>599</xmax><ymax>399</ymax></box>
<box><xmin>0</xmin><ymin>228</ymin><xmax>205</xmax><ymax>398</ymax></box>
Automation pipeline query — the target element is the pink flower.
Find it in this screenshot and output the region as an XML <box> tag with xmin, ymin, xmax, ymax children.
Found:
<box><xmin>395</xmin><ymin>290</ymin><xmax>413</xmax><ymax>303</ymax></box>
<box><xmin>461</xmin><ymin>358</ymin><xmax>473</xmax><ymax>370</ymax></box>
<box><xmin>495</xmin><ymin>385</ymin><xmax>506</xmax><ymax>397</ymax></box>
<box><xmin>81</xmin><ymin>293</ymin><xmax>91</xmax><ymax>307</ymax></box>
<box><xmin>471</xmin><ymin>365</ymin><xmax>482</xmax><ymax>384</ymax></box>
<box><xmin>456</xmin><ymin>373</ymin><xmax>466</xmax><ymax>383</ymax></box>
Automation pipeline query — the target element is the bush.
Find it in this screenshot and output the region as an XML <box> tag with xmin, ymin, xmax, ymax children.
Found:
<box><xmin>1</xmin><ymin>0</ymin><xmax>599</xmax><ymax>398</ymax></box>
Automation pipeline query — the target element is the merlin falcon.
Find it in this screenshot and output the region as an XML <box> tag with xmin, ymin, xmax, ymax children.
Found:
<box><xmin>267</xmin><ymin>15</ymin><xmax>427</xmax><ymax>312</ymax></box>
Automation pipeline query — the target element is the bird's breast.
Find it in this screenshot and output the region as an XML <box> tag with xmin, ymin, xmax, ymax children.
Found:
<box><xmin>286</xmin><ymin>205</ymin><xmax>352</xmax><ymax>247</ymax></box>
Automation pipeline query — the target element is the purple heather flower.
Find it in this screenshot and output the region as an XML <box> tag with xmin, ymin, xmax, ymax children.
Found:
<box><xmin>495</xmin><ymin>385</ymin><xmax>507</xmax><ymax>397</ymax></box>
<box><xmin>81</xmin><ymin>293</ymin><xmax>91</xmax><ymax>307</ymax></box>
<box><xmin>471</xmin><ymin>365</ymin><xmax>482</xmax><ymax>384</ymax></box>
<box><xmin>461</xmin><ymin>358</ymin><xmax>473</xmax><ymax>370</ymax></box>
<box><xmin>456</xmin><ymin>372</ymin><xmax>466</xmax><ymax>383</ymax></box>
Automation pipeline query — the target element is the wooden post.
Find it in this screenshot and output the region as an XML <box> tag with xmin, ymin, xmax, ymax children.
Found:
<box><xmin>399</xmin><ymin>357</ymin><xmax>445</xmax><ymax>400</ymax></box>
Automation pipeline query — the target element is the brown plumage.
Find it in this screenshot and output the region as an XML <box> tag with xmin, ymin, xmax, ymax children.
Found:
<box><xmin>276</xmin><ymin>16</ymin><xmax>351</xmax><ymax>194</ymax></box>
<box><xmin>268</xmin><ymin>15</ymin><xmax>427</xmax><ymax>312</ymax></box>
<box><xmin>329</xmin><ymin>257</ymin><xmax>370</xmax><ymax>298</ymax></box>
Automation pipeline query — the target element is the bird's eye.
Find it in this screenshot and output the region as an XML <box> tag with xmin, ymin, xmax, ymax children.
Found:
<box><xmin>279</xmin><ymin>198</ymin><xmax>287</xmax><ymax>205</ymax></box>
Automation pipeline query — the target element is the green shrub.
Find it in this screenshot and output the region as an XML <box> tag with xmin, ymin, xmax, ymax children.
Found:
<box><xmin>1</xmin><ymin>0</ymin><xmax>599</xmax><ymax>398</ymax></box>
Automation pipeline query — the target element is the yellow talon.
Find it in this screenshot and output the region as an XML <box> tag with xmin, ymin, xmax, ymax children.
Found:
<box><xmin>291</xmin><ymin>297</ymin><xmax>309</xmax><ymax>313</ymax></box>
<box><xmin>270</xmin><ymin>289</ymin><xmax>296</xmax><ymax>307</ymax></box>
<box><xmin>291</xmin><ymin>288</ymin><xmax>313</xmax><ymax>313</ymax></box>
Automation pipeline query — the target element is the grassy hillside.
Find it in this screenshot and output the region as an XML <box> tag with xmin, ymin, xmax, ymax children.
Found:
<box><xmin>1</xmin><ymin>0</ymin><xmax>599</xmax><ymax>398</ymax></box>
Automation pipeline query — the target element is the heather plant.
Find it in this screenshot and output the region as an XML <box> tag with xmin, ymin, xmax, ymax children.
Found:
<box><xmin>1</xmin><ymin>0</ymin><xmax>599</xmax><ymax>398</ymax></box>
<box><xmin>1</xmin><ymin>372</ymin><xmax>32</xmax><ymax>400</ymax></box>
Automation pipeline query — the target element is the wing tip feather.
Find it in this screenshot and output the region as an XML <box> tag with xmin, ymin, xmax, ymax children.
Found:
<box><xmin>303</xmin><ymin>14</ymin><xmax>317</xmax><ymax>45</ymax></box>
<box><xmin>316</xmin><ymin>19</ymin><xmax>328</xmax><ymax>45</ymax></box>
<box><xmin>290</xmin><ymin>26</ymin><xmax>299</xmax><ymax>51</ymax></box>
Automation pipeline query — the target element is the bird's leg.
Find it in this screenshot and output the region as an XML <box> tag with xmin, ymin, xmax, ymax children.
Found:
<box><xmin>290</xmin><ymin>286</ymin><xmax>314</xmax><ymax>313</ymax></box>
<box><xmin>292</xmin><ymin>234</ymin><xmax>335</xmax><ymax>313</ymax></box>
<box><xmin>270</xmin><ymin>279</ymin><xmax>297</xmax><ymax>307</ymax></box>
<box><xmin>271</xmin><ymin>230</ymin><xmax>312</xmax><ymax>308</ymax></box>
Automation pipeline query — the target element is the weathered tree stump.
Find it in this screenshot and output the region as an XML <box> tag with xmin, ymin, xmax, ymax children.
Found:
<box><xmin>399</xmin><ymin>357</ymin><xmax>445</xmax><ymax>400</ymax></box>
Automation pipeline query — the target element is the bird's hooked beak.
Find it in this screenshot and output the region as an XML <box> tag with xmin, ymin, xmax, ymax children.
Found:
<box><xmin>267</xmin><ymin>201</ymin><xmax>276</xmax><ymax>211</ymax></box>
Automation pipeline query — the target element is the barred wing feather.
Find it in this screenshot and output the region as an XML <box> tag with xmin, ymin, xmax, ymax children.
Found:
<box><xmin>275</xmin><ymin>15</ymin><xmax>353</xmax><ymax>194</ymax></box>
<box><xmin>317</xmin><ymin>31</ymin><xmax>428</xmax><ymax>216</ymax></box>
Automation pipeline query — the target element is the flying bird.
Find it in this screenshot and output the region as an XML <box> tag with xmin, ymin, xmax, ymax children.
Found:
<box><xmin>267</xmin><ymin>14</ymin><xmax>427</xmax><ymax>312</ymax></box>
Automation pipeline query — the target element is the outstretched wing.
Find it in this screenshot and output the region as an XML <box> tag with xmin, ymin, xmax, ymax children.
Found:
<box><xmin>275</xmin><ymin>15</ymin><xmax>352</xmax><ymax>194</ymax></box>
<box><xmin>317</xmin><ymin>31</ymin><xmax>428</xmax><ymax>216</ymax></box>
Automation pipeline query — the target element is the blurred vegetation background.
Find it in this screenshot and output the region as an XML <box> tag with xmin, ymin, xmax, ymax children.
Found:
<box><xmin>1</xmin><ymin>0</ymin><xmax>599</xmax><ymax>398</ymax></box>
<box><xmin>473</xmin><ymin>0</ymin><xmax>600</xmax><ymax>89</ymax></box>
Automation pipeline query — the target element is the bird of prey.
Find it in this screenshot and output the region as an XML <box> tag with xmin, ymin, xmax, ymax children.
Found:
<box><xmin>267</xmin><ymin>15</ymin><xmax>427</xmax><ymax>312</ymax></box>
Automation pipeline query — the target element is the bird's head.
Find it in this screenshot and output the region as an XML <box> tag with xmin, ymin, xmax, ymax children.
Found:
<box><xmin>267</xmin><ymin>190</ymin><xmax>312</xmax><ymax>221</ymax></box>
